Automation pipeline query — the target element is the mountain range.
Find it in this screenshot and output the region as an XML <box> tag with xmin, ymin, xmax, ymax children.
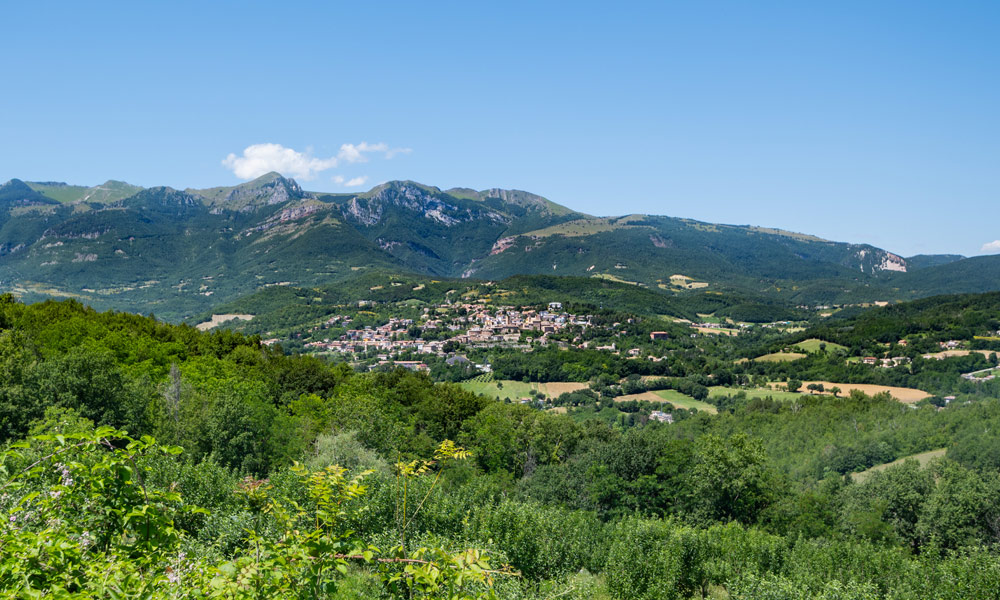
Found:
<box><xmin>0</xmin><ymin>173</ymin><xmax>993</xmax><ymax>321</ymax></box>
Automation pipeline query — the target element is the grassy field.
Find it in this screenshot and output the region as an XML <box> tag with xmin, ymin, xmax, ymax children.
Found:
<box><xmin>651</xmin><ymin>389</ymin><xmax>717</xmax><ymax>413</ymax></box>
<box><xmin>522</xmin><ymin>217</ymin><xmax>643</xmax><ymax>238</ymax></box>
<box><xmin>793</xmin><ymin>338</ymin><xmax>848</xmax><ymax>354</ymax></box>
<box><xmin>754</xmin><ymin>352</ymin><xmax>807</xmax><ymax>363</ymax></box>
<box><xmin>666</xmin><ymin>274</ymin><xmax>708</xmax><ymax>290</ymax></box>
<box><xmin>591</xmin><ymin>273</ymin><xmax>644</xmax><ymax>286</ymax></box>
<box><xmin>708</xmin><ymin>386</ymin><xmax>806</xmax><ymax>402</ymax></box>
<box><xmin>966</xmin><ymin>367</ymin><xmax>1000</xmax><ymax>378</ymax></box>
<box><xmin>459</xmin><ymin>378</ymin><xmax>588</xmax><ymax>400</ymax></box>
<box><xmin>614</xmin><ymin>390</ymin><xmax>718</xmax><ymax>414</ymax></box>
<box><xmin>851</xmin><ymin>448</ymin><xmax>946</xmax><ymax>483</ymax></box>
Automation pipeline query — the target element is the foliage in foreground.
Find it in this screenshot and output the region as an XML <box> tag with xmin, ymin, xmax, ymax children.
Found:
<box><xmin>0</xmin><ymin>429</ymin><xmax>508</xmax><ymax>599</ymax></box>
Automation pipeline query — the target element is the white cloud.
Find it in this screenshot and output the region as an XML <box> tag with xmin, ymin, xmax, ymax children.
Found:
<box><xmin>337</xmin><ymin>142</ymin><xmax>411</xmax><ymax>163</ymax></box>
<box><xmin>223</xmin><ymin>141</ymin><xmax>411</xmax><ymax>180</ymax></box>
<box><xmin>331</xmin><ymin>175</ymin><xmax>369</xmax><ymax>188</ymax></box>
<box><xmin>222</xmin><ymin>143</ymin><xmax>338</xmax><ymax>180</ymax></box>
<box><xmin>981</xmin><ymin>240</ymin><xmax>1000</xmax><ymax>254</ymax></box>
<box><xmin>386</xmin><ymin>147</ymin><xmax>412</xmax><ymax>159</ymax></box>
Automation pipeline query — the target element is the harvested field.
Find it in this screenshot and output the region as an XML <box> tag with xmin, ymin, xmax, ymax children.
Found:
<box><xmin>754</xmin><ymin>352</ymin><xmax>807</xmax><ymax>362</ymax></box>
<box><xmin>459</xmin><ymin>379</ymin><xmax>588</xmax><ymax>400</ymax></box>
<box><xmin>921</xmin><ymin>349</ymin><xmax>993</xmax><ymax>360</ymax></box>
<box><xmin>542</xmin><ymin>382</ymin><xmax>590</xmax><ymax>396</ymax></box>
<box><xmin>695</xmin><ymin>327</ymin><xmax>739</xmax><ymax>336</ymax></box>
<box><xmin>667</xmin><ymin>274</ymin><xmax>709</xmax><ymax>290</ymax></box>
<box><xmin>768</xmin><ymin>381</ymin><xmax>931</xmax><ymax>404</ymax></box>
<box><xmin>614</xmin><ymin>391</ymin><xmax>717</xmax><ymax>414</ymax></box>
<box><xmin>196</xmin><ymin>314</ymin><xmax>253</xmax><ymax>331</ymax></box>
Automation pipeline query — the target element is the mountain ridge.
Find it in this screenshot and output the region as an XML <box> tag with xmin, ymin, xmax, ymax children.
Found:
<box><xmin>0</xmin><ymin>173</ymin><xmax>996</xmax><ymax>321</ymax></box>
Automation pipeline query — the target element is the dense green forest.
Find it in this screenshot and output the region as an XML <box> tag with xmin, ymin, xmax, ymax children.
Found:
<box><xmin>3</xmin><ymin>296</ymin><xmax>1000</xmax><ymax>598</ymax></box>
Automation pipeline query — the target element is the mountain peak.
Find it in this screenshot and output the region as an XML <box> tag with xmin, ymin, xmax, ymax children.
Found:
<box><xmin>2</xmin><ymin>178</ymin><xmax>32</xmax><ymax>191</ymax></box>
<box><xmin>362</xmin><ymin>180</ymin><xmax>441</xmax><ymax>197</ymax></box>
<box><xmin>251</xmin><ymin>171</ymin><xmax>287</xmax><ymax>183</ymax></box>
<box><xmin>0</xmin><ymin>179</ymin><xmax>60</xmax><ymax>206</ymax></box>
<box><xmin>189</xmin><ymin>173</ymin><xmax>307</xmax><ymax>212</ymax></box>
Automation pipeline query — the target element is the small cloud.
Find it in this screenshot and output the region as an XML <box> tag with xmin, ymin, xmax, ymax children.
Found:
<box><xmin>385</xmin><ymin>147</ymin><xmax>412</xmax><ymax>159</ymax></box>
<box><xmin>337</xmin><ymin>142</ymin><xmax>411</xmax><ymax>163</ymax></box>
<box><xmin>331</xmin><ymin>175</ymin><xmax>369</xmax><ymax>188</ymax></box>
<box><xmin>224</xmin><ymin>141</ymin><xmax>411</xmax><ymax>180</ymax></box>
<box><xmin>981</xmin><ymin>240</ymin><xmax>1000</xmax><ymax>254</ymax></box>
<box><xmin>222</xmin><ymin>143</ymin><xmax>338</xmax><ymax>180</ymax></box>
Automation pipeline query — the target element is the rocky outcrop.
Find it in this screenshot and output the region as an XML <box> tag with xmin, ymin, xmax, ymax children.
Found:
<box><xmin>224</xmin><ymin>175</ymin><xmax>305</xmax><ymax>212</ymax></box>
<box><xmin>853</xmin><ymin>248</ymin><xmax>908</xmax><ymax>274</ymax></box>
<box><xmin>340</xmin><ymin>182</ymin><xmax>510</xmax><ymax>228</ymax></box>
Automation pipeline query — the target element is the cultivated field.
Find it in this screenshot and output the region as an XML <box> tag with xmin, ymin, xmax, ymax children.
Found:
<box><xmin>767</xmin><ymin>381</ymin><xmax>931</xmax><ymax>404</ymax></box>
<box><xmin>591</xmin><ymin>273</ymin><xmax>644</xmax><ymax>286</ymax></box>
<box><xmin>459</xmin><ymin>378</ymin><xmax>588</xmax><ymax>400</ymax></box>
<box><xmin>921</xmin><ymin>349</ymin><xmax>994</xmax><ymax>359</ymax></box>
<box><xmin>708</xmin><ymin>386</ymin><xmax>806</xmax><ymax>403</ymax></box>
<box><xmin>753</xmin><ymin>352</ymin><xmax>807</xmax><ymax>363</ymax></box>
<box><xmin>695</xmin><ymin>326</ymin><xmax>740</xmax><ymax>336</ymax></box>
<box><xmin>667</xmin><ymin>274</ymin><xmax>708</xmax><ymax>289</ymax></box>
<box><xmin>851</xmin><ymin>448</ymin><xmax>946</xmax><ymax>483</ymax></box>
<box><xmin>195</xmin><ymin>313</ymin><xmax>254</xmax><ymax>331</ymax></box>
<box><xmin>614</xmin><ymin>390</ymin><xmax>717</xmax><ymax>414</ymax></box>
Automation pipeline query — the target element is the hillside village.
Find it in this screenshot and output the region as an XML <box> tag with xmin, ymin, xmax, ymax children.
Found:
<box><xmin>300</xmin><ymin>301</ymin><xmax>598</xmax><ymax>367</ymax></box>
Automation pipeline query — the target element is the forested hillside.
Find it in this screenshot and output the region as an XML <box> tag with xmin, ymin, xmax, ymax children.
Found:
<box><xmin>3</xmin><ymin>296</ymin><xmax>1000</xmax><ymax>598</ymax></box>
<box><xmin>5</xmin><ymin>174</ymin><xmax>1000</xmax><ymax>324</ymax></box>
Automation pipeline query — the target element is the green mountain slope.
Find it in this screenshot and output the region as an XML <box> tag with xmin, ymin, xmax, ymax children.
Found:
<box><xmin>0</xmin><ymin>179</ymin><xmax>60</xmax><ymax>207</ymax></box>
<box><xmin>188</xmin><ymin>171</ymin><xmax>310</xmax><ymax>212</ymax></box>
<box><xmin>468</xmin><ymin>214</ymin><xmax>906</xmax><ymax>304</ymax></box>
<box><xmin>904</xmin><ymin>254</ymin><xmax>966</xmax><ymax>270</ymax></box>
<box><xmin>26</xmin><ymin>179</ymin><xmax>143</xmax><ymax>204</ymax></box>
<box><xmin>0</xmin><ymin>173</ymin><xmax>995</xmax><ymax>320</ymax></box>
<box><xmin>888</xmin><ymin>255</ymin><xmax>1000</xmax><ymax>297</ymax></box>
<box><xmin>0</xmin><ymin>180</ymin><xmax>404</xmax><ymax>320</ymax></box>
<box><xmin>320</xmin><ymin>181</ymin><xmax>585</xmax><ymax>276</ymax></box>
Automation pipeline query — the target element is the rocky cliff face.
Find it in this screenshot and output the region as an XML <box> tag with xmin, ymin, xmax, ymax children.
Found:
<box><xmin>220</xmin><ymin>174</ymin><xmax>305</xmax><ymax>212</ymax></box>
<box><xmin>2</xmin><ymin>174</ymin><xmax>972</xmax><ymax>320</ymax></box>
<box><xmin>342</xmin><ymin>182</ymin><xmax>508</xmax><ymax>228</ymax></box>
<box><xmin>852</xmin><ymin>247</ymin><xmax>908</xmax><ymax>274</ymax></box>
<box><xmin>191</xmin><ymin>172</ymin><xmax>309</xmax><ymax>213</ymax></box>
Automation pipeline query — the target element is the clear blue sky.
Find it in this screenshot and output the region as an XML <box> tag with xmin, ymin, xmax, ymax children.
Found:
<box><xmin>2</xmin><ymin>1</ymin><xmax>998</xmax><ymax>257</ymax></box>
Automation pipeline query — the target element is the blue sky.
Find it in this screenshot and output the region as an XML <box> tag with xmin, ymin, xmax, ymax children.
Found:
<box><xmin>1</xmin><ymin>1</ymin><xmax>997</xmax><ymax>257</ymax></box>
